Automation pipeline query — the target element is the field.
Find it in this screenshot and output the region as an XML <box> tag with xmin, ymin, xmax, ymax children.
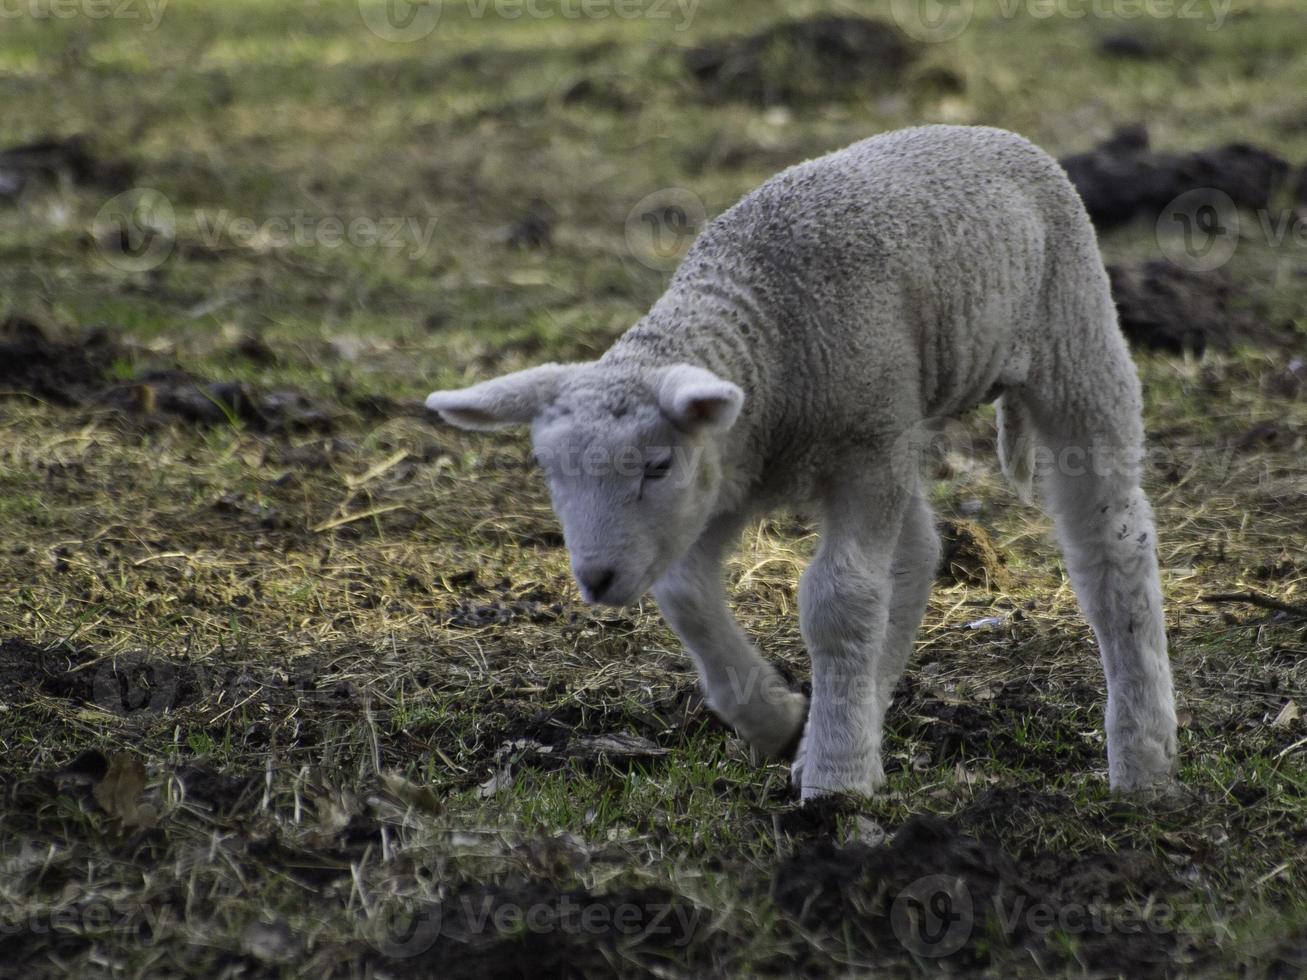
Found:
<box><xmin>2</xmin><ymin>0</ymin><xmax>1307</xmax><ymax>976</ymax></box>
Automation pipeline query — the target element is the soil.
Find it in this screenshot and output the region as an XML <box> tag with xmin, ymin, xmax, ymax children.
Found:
<box><xmin>0</xmin><ymin>637</ymin><xmax>206</xmax><ymax>715</ymax></box>
<box><xmin>684</xmin><ymin>16</ymin><xmax>915</xmax><ymax>106</ymax></box>
<box><xmin>1060</xmin><ymin>125</ymin><xmax>1289</xmax><ymax>230</ymax></box>
<box><xmin>0</xmin><ymin>135</ymin><xmax>134</xmax><ymax>200</ymax></box>
<box><xmin>938</xmin><ymin>519</ymin><xmax>1013</xmax><ymax>591</ymax></box>
<box><xmin>1097</xmin><ymin>33</ymin><xmax>1159</xmax><ymax>59</ymax></box>
<box><xmin>381</xmin><ymin>880</ymin><xmax>717</xmax><ymax>980</ymax></box>
<box><xmin>773</xmin><ymin>804</ymin><xmax>1190</xmax><ymax>977</ymax></box>
<box><xmin>1107</xmin><ymin>259</ymin><xmax>1285</xmax><ymax>355</ymax></box>
<box><xmin>0</xmin><ymin>316</ymin><xmax>337</xmax><ymax>432</ymax></box>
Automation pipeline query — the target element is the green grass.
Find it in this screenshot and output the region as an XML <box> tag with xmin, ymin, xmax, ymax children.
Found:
<box><xmin>2</xmin><ymin>0</ymin><xmax>1307</xmax><ymax>977</ymax></box>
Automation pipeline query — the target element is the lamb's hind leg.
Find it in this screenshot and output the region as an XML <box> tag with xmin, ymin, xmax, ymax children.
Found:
<box><xmin>652</xmin><ymin>514</ymin><xmax>807</xmax><ymax>758</ymax></box>
<box><xmin>1030</xmin><ymin>385</ymin><xmax>1178</xmax><ymax>792</ymax></box>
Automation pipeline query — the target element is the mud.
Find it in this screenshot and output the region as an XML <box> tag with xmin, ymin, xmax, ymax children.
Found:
<box><xmin>1060</xmin><ymin>125</ymin><xmax>1289</xmax><ymax>230</ymax></box>
<box><xmin>0</xmin><ymin>317</ymin><xmax>337</xmax><ymax>432</ymax></box>
<box><xmin>0</xmin><ymin>637</ymin><xmax>205</xmax><ymax>715</ymax></box>
<box><xmin>470</xmin><ymin>685</ymin><xmax>710</xmax><ymax>790</ymax></box>
<box><xmin>378</xmin><ymin>879</ymin><xmax>715</xmax><ymax>980</ymax></box>
<box><xmin>1097</xmin><ymin>32</ymin><xmax>1160</xmax><ymax>59</ymax></box>
<box><xmin>896</xmin><ymin>675</ymin><xmax>1104</xmax><ymax>775</ymax></box>
<box><xmin>1107</xmin><ymin>259</ymin><xmax>1282</xmax><ymax>355</ymax></box>
<box><xmin>939</xmin><ymin>519</ymin><xmax>1013</xmax><ymax>591</ymax></box>
<box><xmin>501</xmin><ymin>198</ymin><xmax>555</xmax><ymax>250</ymax></box>
<box><xmin>774</xmin><ymin>805</ymin><xmax>1189</xmax><ymax>976</ymax></box>
<box><xmin>684</xmin><ymin>16</ymin><xmax>915</xmax><ymax>106</ymax></box>
<box><xmin>0</xmin><ymin>135</ymin><xmax>134</xmax><ymax>200</ymax></box>
<box><xmin>0</xmin><ymin>315</ymin><xmax>118</xmax><ymax>404</ymax></box>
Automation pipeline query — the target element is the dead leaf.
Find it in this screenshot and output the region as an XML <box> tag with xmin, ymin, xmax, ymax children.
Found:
<box><xmin>479</xmin><ymin>768</ymin><xmax>511</xmax><ymax>799</ymax></box>
<box><xmin>92</xmin><ymin>752</ymin><xmax>158</xmax><ymax>829</ymax></box>
<box><xmin>311</xmin><ymin>791</ymin><xmax>354</xmax><ymax>837</ymax></box>
<box><xmin>1271</xmin><ymin>700</ymin><xmax>1299</xmax><ymax>729</ymax></box>
<box><xmin>380</xmin><ymin>771</ymin><xmax>443</xmax><ymax>815</ymax></box>
<box><xmin>564</xmin><ymin>733</ymin><xmax>668</xmax><ymax>761</ymax></box>
<box><xmin>241</xmin><ymin>919</ymin><xmax>298</xmax><ymax>964</ymax></box>
<box><xmin>846</xmin><ymin>815</ymin><xmax>887</xmax><ymax>847</ymax></box>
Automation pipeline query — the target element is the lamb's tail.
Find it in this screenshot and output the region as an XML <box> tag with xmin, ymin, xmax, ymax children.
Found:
<box><xmin>996</xmin><ymin>391</ymin><xmax>1036</xmax><ymax>504</ymax></box>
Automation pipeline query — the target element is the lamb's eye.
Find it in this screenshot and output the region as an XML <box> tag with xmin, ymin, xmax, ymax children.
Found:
<box><xmin>643</xmin><ymin>455</ymin><xmax>673</xmax><ymax>481</ymax></box>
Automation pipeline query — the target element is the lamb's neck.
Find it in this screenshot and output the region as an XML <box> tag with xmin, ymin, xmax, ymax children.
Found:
<box><xmin>604</xmin><ymin>278</ymin><xmax>775</xmax><ymax>399</ymax></box>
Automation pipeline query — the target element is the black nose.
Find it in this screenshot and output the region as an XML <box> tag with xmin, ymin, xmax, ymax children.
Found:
<box><xmin>579</xmin><ymin>567</ymin><xmax>616</xmax><ymax>602</ymax></box>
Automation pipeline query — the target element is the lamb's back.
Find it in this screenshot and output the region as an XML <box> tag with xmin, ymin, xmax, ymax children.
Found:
<box><xmin>674</xmin><ymin>125</ymin><xmax>1102</xmax><ymax>430</ymax></box>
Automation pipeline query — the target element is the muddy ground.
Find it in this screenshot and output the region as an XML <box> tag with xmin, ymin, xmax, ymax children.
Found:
<box><xmin>2</xmin><ymin>4</ymin><xmax>1307</xmax><ymax>979</ymax></box>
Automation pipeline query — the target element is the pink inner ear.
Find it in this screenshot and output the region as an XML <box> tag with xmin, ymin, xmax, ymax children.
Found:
<box><xmin>687</xmin><ymin>398</ymin><xmax>715</xmax><ymax>421</ymax></box>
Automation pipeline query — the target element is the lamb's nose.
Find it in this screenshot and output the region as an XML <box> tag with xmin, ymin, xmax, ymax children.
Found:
<box><xmin>578</xmin><ymin>567</ymin><xmax>616</xmax><ymax>602</ymax></box>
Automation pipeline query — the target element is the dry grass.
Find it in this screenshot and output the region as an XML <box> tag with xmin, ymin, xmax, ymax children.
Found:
<box><xmin>2</xmin><ymin>0</ymin><xmax>1307</xmax><ymax>976</ymax></box>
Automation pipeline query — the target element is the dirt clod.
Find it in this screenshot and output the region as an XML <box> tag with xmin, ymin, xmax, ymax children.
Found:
<box><xmin>501</xmin><ymin>198</ymin><xmax>555</xmax><ymax>249</ymax></box>
<box><xmin>1107</xmin><ymin>259</ymin><xmax>1279</xmax><ymax>355</ymax></box>
<box><xmin>387</xmin><ymin>881</ymin><xmax>712</xmax><ymax>980</ymax></box>
<box><xmin>0</xmin><ymin>315</ymin><xmax>118</xmax><ymax>403</ymax></box>
<box><xmin>1097</xmin><ymin>33</ymin><xmax>1159</xmax><ymax>59</ymax></box>
<box><xmin>774</xmin><ymin>808</ymin><xmax>1186</xmax><ymax>974</ymax></box>
<box><xmin>0</xmin><ymin>318</ymin><xmax>336</xmax><ymax>431</ymax></box>
<box><xmin>1061</xmin><ymin>125</ymin><xmax>1289</xmax><ymax>229</ymax></box>
<box><xmin>0</xmin><ymin>135</ymin><xmax>134</xmax><ymax>200</ymax></box>
<box><xmin>684</xmin><ymin>16</ymin><xmax>915</xmax><ymax>106</ymax></box>
<box><xmin>939</xmin><ymin>519</ymin><xmax>1013</xmax><ymax>591</ymax></box>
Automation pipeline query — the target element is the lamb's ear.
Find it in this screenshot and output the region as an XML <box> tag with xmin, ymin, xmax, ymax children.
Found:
<box><xmin>425</xmin><ymin>363</ymin><xmax>578</xmax><ymax>431</ymax></box>
<box><xmin>655</xmin><ymin>364</ymin><xmax>744</xmax><ymax>433</ymax></box>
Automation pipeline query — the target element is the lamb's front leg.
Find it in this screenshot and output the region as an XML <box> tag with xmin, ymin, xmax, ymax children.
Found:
<box><xmin>652</xmin><ymin>516</ymin><xmax>807</xmax><ymax>758</ymax></box>
<box><xmin>795</xmin><ymin>486</ymin><xmax>904</xmax><ymax>800</ymax></box>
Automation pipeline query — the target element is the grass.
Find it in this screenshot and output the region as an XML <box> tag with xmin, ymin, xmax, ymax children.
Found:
<box><xmin>2</xmin><ymin>0</ymin><xmax>1307</xmax><ymax>976</ymax></box>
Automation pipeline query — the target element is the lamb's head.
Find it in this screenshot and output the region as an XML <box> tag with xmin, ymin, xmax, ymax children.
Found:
<box><xmin>426</xmin><ymin>361</ymin><xmax>743</xmax><ymax>606</ymax></box>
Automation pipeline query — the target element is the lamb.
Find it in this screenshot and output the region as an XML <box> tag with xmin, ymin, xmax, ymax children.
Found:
<box><xmin>425</xmin><ymin>125</ymin><xmax>1179</xmax><ymax>800</ymax></box>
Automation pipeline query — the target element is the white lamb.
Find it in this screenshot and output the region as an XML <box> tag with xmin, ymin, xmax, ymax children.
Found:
<box><xmin>426</xmin><ymin>125</ymin><xmax>1179</xmax><ymax>800</ymax></box>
